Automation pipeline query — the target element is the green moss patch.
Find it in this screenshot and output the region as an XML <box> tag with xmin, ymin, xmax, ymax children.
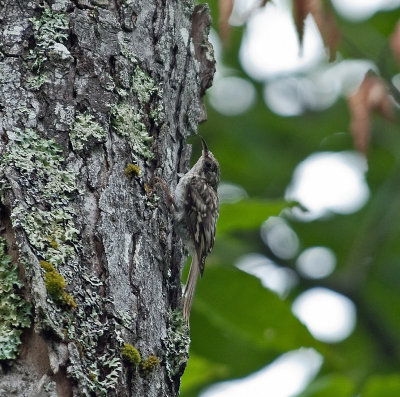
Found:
<box><xmin>40</xmin><ymin>260</ymin><xmax>76</xmax><ymax>309</ymax></box>
<box><xmin>121</xmin><ymin>343</ymin><xmax>141</xmax><ymax>367</ymax></box>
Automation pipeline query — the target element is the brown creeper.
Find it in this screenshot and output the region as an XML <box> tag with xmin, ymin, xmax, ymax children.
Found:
<box><xmin>174</xmin><ymin>139</ymin><xmax>220</xmax><ymax>323</ymax></box>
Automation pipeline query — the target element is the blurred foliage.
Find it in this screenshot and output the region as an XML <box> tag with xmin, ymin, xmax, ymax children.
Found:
<box><xmin>217</xmin><ymin>199</ymin><xmax>291</xmax><ymax>234</ymax></box>
<box><xmin>182</xmin><ymin>2</ymin><xmax>400</xmax><ymax>397</ymax></box>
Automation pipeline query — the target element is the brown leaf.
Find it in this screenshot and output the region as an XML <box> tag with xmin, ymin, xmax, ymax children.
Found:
<box><xmin>309</xmin><ymin>1</ymin><xmax>341</xmax><ymax>61</ymax></box>
<box><xmin>293</xmin><ymin>0</ymin><xmax>310</xmax><ymax>49</ymax></box>
<box><xmin>293</xmin><ymin>0</ymin><xmax>340</xmax><ymax>61</ymax></box>
<box><xmin>348</xmin><ymin>74</ymin><xmax>393</xmax><ymax>154</ymax></box>
<box><xmin>218</xmin><ymin>0</ymin><xmax>234</xmax><ymax>44</ymax></box>
<box><xmin>390</xmin><ymin>20</ymin><xmax>400</xmax><ymax>67</ymax></box>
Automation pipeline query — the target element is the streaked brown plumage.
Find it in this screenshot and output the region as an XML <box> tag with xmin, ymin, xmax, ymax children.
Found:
<box><xmin>174</xmin><ymin>139</ymin><xmax>220</xmax><ymax>323</ymax></box>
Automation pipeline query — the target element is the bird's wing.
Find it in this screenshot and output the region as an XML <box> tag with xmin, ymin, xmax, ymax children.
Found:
<box><xmin>184</xmin><ymin>175</ymin><xmax>219</xmax><ymax>276</ymax></box>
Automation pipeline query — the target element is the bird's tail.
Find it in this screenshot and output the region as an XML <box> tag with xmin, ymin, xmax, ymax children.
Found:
<box><xmin>183</xmin><ymin>254</ymin><xmax>200</xmax><ymax>324</ymax></box>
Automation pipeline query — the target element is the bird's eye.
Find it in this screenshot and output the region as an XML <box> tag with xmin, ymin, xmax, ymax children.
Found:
<box><xmin>205</xmin><ymin>160</ymin><xmax>212</xmax><ymax>169</ymax></box>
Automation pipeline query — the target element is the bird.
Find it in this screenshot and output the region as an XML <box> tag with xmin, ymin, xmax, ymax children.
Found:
<box><xmin>173</xmin><ymin>139</ymin><xmax>220</xmax><ymax>323</ymax></box>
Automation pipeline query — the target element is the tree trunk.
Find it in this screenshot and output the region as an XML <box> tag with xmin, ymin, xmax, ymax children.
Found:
<box><xmin>0</xmin><ymin>0</ymin><xmax>214</xmax><ymax>396</ymax></box>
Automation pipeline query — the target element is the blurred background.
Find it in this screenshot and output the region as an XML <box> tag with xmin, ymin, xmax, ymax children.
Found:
<box><xmin>181</xmin><ymin>1</ymin><xmax>400</xmax><ymax>396</ymax></box>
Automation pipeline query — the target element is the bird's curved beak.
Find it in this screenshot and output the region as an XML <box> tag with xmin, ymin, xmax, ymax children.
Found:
<box><xmin>201</xmin><ymin>138</ymin><xmax>209</xmax><ymax>155</ymax></box>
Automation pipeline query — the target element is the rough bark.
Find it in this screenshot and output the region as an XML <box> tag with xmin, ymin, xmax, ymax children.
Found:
<box><xmin>0</xmin><ymin>0</ymin><xmax>214</xmax><ymax>396</ymax></box>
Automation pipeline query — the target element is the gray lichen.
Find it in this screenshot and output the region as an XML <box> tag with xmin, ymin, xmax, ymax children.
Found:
<box><xmin>111</xmin><ymin>46</ymin><xmax>165</xmax><ymax>163</ymax></box>
<box><xmin>131</xmin><ymin>66</ymin><xmax>158</xmax><ymax>106</ymax></box>
<box><xmin>163</xmin><ymin>309</ymin><xmax>190</xmax><ymax>382</ymax></box>
<box><xmin>26</xmin><ymin>73</ymin><xmax>49</xmax><ymax>91</ymax></box>
<box><xmin>3</xmin><ymin>128</ymin><xmax>78</xmax><ymax>266</ymax></box>
<box><xmin>120</xmin><ymin>41</ymin><xmax>137</xmax><ymax>64</ymax></box>
<box><xmin>70</xmin><ymin>112</ymin><xmax>108</xmax><ymax>152</ymax></box>
<box><xmin>109</xmin><ymin>59</ymin><xmax>167</xmax><ymax>164</ymax></box>
<box><xmin>67</xmin><ymin>294</ymin><xmax>123</xmax><ymax>394</ymax></box>
<box><xmin>130</xmin><ymin>65</ymin><xmax>165</xmax><ymax>124</ymax></box>
<box><xmin>0</xmin><ymin>237</ymin><xmax>31</xmax><ymax>361</ymax></box>
<box><xmin>111</xmin><ymin>102</ymin><xmax>154</xmax><ymax>163</ymax></box>
<box><xmin>27</xmin><ymin>3</ymin><xmax>69</xmax><ymax>89</ymax></box>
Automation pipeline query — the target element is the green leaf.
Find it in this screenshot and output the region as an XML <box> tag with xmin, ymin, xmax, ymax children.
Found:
<box><xmin>217</xmin><ymin>199</ymin><xmax>290</xmax><ymax>235</ymax></box>
<box><xmin>361</xmin><ymin>374</ymin><xmax>400</xmax><ymax>397</ymax></box>
<box><xmin>184</xmin><ymin>265</ymin><xmax>322</xmax><ymax>390</ymax></box>
<box><xmin>180</xmin><ymin>353</ymin><xmax>228</xmax><ymax>396</ymax></box>
<box><xmin>297</xmin><ymin>374</ymin><xmax>355</xmax><ymax>397</ymax></box>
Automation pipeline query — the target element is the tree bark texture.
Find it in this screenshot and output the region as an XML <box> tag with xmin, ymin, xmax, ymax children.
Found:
<box><xmin>0</xmin><ymin>0</ymin><xmax>214</xmax><ymax>396</ymax></box>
